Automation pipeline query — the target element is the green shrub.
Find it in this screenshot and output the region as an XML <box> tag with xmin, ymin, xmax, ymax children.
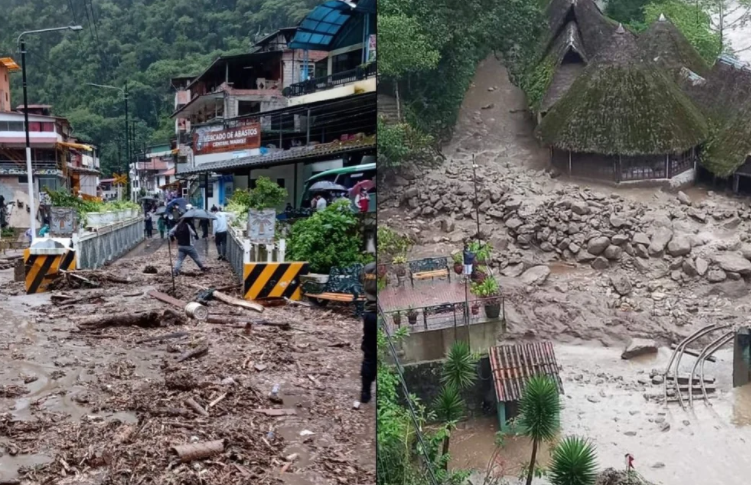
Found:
<box><xmin>287</xmin><ymin>199</ymin><xmax>365</xmax><ymax>273</ymax></box>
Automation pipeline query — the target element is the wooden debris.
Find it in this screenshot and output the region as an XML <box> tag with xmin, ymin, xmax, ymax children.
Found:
<box><xmin>149</xmin><ymin>290</ymin><xmax>188</xmax><ymax>308</ymax></box>
<box><xmin>284</xmin><ymin>297</ymin><xmax>311</xmax><ymax>307</ymax></box>
<box><xmin>172</xmin><ymin>440</ymin><xmax>224</xmax><ymax>463</ymax></box>
<box><xmin>209</xmin><ymin>393</ymin><xmax>227</xmax><ymax>408</ymax></box>
<box><xmin>185</xmin><ymin>397</ymin><xmax>209</xmax><ymax>417</ymax></box>
<box><xmin>136</xmin><ymin>331</ymin><xmax>189</xmax><ymax>344</ymax></box>
<box><xmin>255</xmin><ymin>408</ymin><xmax>297</xmax><ymax>416</ymax></box>
<box><xmin>79</xmin><ymin>308</ymin><xmax>184</xmax><ymax>329</ymax></box>
<box><xmin>213</xmin><ymin>290</ymin><xmax>264</xmax><ymax>313</ymax></box>
<box><xmin>176</xmin><ymin>344</ymin><xmax>209</xmax><ymax>363</ymax></box>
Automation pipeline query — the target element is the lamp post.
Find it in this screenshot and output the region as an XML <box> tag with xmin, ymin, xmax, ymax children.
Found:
<box><xmin>471</xmin><ymin>154</ymin><xmax>481</xmax><ymax>240</ymax></box>
<box><xmin>17</xmin><ymin>25</ymin><xmax>82</xmax><ymax>241</ymax></box>
<box><xmin>87</xmin><ymin>82</ymin><xmax>129</xmax><ymax>199</ymax></box>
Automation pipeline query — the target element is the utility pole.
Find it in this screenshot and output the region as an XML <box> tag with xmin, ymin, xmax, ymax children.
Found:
<box><xmin>472</xmin><ymin>154</ymin><xmax>481</xmax><ymax>240</ymax></box>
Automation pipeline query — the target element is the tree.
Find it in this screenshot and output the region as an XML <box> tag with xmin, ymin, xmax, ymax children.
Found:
<box><xmin>548</xmin><ymin>437</ymin><xmax>598</xmax><ymax>485</ymax></box>
<box><xmin>518</xmin><ymin>375</ymin><xmax>561</xmax><ymax>485</ymax></box>
<box><xmin>432</xmin><ymin>384</ymin><xmax>464</xmax><ymax>468</ymax></box>
<box><xmin>606</xmin><ymin>0</ymin><xmax>652</xmax><ymax>25</ymax></box>
<box><xmin>441</xmin><ymin>340</ymin><xmax>478</xmax><ymax>391</ymax></box>
<box><xmin>643</xmin><ymin>1</ymin><xmax>722</xmax><ymax>62</ymax></box>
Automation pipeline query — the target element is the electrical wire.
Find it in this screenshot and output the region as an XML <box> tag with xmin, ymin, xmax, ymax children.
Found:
<box><xmin>377</xmin><ymin>309</ymin><xmax>441</xmax><ymax>485</ymax></box>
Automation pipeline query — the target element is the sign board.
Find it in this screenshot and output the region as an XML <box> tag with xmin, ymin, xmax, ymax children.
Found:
<box><xmin>367</xmin><ymin>34</ymin><xmax>376</xmax><ymax>62</ymax></box>
<box><xmin>49</xmin><ymin>207</ymin><xmax>77</xmax><ymax>237</ymax></box>
<box><xmin>194</xmin><ymin>122</ymin><xmax>261</xmax><ymax>155</ymax></box>
<box><xmin>248</xmin><ymin>208</ymin><xmax>276</xmax><ymax>244</ymax></box>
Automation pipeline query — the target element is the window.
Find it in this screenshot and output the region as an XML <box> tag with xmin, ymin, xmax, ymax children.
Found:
<box><xmin>8</xmin><ymin>121</ymin><xmax>23</xmax><ymax>132</ymax></box>
<box><xmin>18</xmin><ymin>175</ymin><xmax>28</xmax><ymax>183</ymax></box>
<box><xmin>276</xmin><ymin>178</ymin><xmax>285</xmax><ymax>188</ymax></box>
<box><xmin>249</xmin><ymin>179</ymin><xmax>257</xmax><ymax>189</ymax></box>
<box><xmin>42</xmin><ymin>123</ymin><xmax>54</xmax><ymax>132</ymax></box>
<box><xmin>331</xmin><ymin>49</ymin><xmax>363</xmax><ymax>75</ymax></box>
<box><xmin>29</xmin><ymin>122</ymin><xmax>41</xmax><ymax>132</ymax></box>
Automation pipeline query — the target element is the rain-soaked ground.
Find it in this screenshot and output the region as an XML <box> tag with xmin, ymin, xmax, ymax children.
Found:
<box><xmin>450</xmin><ymin>342</ymin><xmax>751</xmax><ymax>484</ymax></box>
<box><xmin>0</xmin><ymin>240</ymin><xmax>375</xmax><ymax>484</ymax></box>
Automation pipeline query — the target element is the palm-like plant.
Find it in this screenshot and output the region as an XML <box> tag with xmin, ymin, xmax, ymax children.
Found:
<box><xmin>518</xmin><ymin>375</ymin><xmax>561</xmax><ymax>485</ymax></box>
<box><xmin>548</xmin><ymin>437</ymin><xmax>598</xmax><ymax>485</ymax></box>
<box><xmin>441</xmin><ymin>341</ymin><xmax>478</xmax><ymax>391</ymax></box>
<box><xmin>432</xmin><ymin>384</ymin><xmax>464</xmax><ymax>469</ymax></box>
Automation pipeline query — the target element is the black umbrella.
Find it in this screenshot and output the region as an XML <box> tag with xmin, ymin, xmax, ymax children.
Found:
<box><xmin>154</xmin><ymin>206</ymin><xmax>167</xmax><ymax>215</ymax></box>
<box><xmin>180</xmin><ymin>208</ymin><xmax>216</xmax><ymax>220</ymax></box>
<box><xmin>309</xmin><ymin>181</ymin><xmax>348</xmax><ymax>192</ymax></box>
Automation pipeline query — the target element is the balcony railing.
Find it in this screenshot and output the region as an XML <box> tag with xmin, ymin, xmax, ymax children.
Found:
<box><xmin>283</xmin><ymin>62</ymin><xmax>377</xmax><ymax>97</ymax></box>
<box><xmin>0</xmin><ymin>159</ymin><xmax>61</xmax><ymax>173</ymax></box>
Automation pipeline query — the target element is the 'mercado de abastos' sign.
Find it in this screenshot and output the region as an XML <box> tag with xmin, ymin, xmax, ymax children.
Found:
<box><xmin>193</xmin><ymin>122</ymin><xmax>261</xmax><ymax>155</ymax></box>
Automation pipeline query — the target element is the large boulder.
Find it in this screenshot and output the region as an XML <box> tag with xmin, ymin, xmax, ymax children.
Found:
<box><xmin>714</xmin><ymin>253</ymin><xmax>751</xmax><ymax>275</ymax></box>
<box><xmin>441</xmin><ymin>216</ymin><xmax>456</xmax><ymax>233</ymax></box>
<box><xmin>609</xmin><ymin>214</ymin><xmax>629</xmax><ymax>228</ymax></box>
<box><xmin>648</xmin><ymin>227</ymin><xmax>673</xmax><ymax>256</ymax></box>
<box><xmin>621</xmin><ymin>338</ymin><xmax>658</xmax><ymax>360</ymax></box>
<box><xmin>520</xmin><ymin>265</ymin><xmax>551</xmax><ymax>286</ymax></box>
<box><xmin>592</xmin><ymin>256</ymin><xmax>610</xmax><ymax>270</ymax></box>
<box><xmin>707</xmin><ymin>268</ymin><xmax>727</xmax><ymax>283</ymax></box>
<box><xmin>604</xmin><ymin>245</ymin><xmax>623</xmax><ymax>260</ymax></box>
<box><xmin>677</xmin><ymin>191</ymin><xmax>692</xmax><ymax>206</ymax></box>
<box><xmin>696</xmin><ymin>257</ymin><xmax>709</xmax><ymax>276</ymax></box>
<box><xmin>666</xmin><ymin>236</ymin><xmax>691</xmax><ymax>257</ymax></box>
<box><xmin>632</xmin><ymin>232</ymin><xmax>651</xmax><ymax>246</ymax></box>
<box><xmin>587</xmin><ymin>236</ymin><xmax>611</xmax><ymax>256</ymax></box>
<box><xmin>575</xmin><ymin>251</ymin><xmax>596</xmax><ymax>263</ymax></box>
<box><xmin>610</xmin><ymin>273</ymin><xmax>632</xmax><ymax>296</ymax></box>
<box><xmin>571</xmin><ymin>200</ymin><xmax>590</xmax><ymax>215</ymax></box>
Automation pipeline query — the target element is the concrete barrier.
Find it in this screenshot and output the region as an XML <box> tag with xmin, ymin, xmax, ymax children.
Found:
<box><xmin>75</xmin><ymin>217</ymin><xmax>144</xmax><ymax>269</ymax></box>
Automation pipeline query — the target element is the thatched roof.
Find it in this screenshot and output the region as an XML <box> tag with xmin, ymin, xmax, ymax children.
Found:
<box><xmin>685</xmin><ymin>57</ymin><xmax>751</xmax><ymax>176</ymax></box>
<box><xmin>546</xmin><ymin>0</ymin><xmax>617</xmax><ymax>59</ymax></box>
<box><xmin>537</xmin><ymin>25</ymin><xmax>708</xmax><ymax>156</ymax></box>
<box><xmin>540</xmin><ymin>22</ymin><xmax>588</xmax><ymax>112</ymax></box>
<box><xmin>638</xmin><ymin>14</ymin><xmax>709</xmax><ymax>80</ymax></box>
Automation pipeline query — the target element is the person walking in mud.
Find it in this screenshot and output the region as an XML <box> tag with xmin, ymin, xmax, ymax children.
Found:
<box><xmin>168</xmin><ymin>217</ymin><xmax>208</xmax><ymax>276</ymax></box>
<box><xmin>157</xmin><ymin>215</ymin><xmax>167</xmax><ymax>239</ymax></box>
<box><xmin>354</xmin><ymin>262</ymin><xmax>377</xmax><ymax>409</ymax></box>
<box><xmin>144</xmin><ymin>211</ymin><xmax>154</xmax><ymax>238</ymax></box>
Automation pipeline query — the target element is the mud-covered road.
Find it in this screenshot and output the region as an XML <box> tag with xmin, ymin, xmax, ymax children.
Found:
<box><xmin>0</xmin><ymin>240</ymin><xmax>374</xmax><ymax>484</ymax></box>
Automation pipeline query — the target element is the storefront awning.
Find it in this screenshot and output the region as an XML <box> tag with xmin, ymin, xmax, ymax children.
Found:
<box><xmin>58</xmin><ymin>141</ymin><xmax>94</xmax><ymax>152</ymax></box>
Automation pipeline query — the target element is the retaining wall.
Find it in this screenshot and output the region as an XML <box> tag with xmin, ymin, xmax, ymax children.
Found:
<box><xmin>75</xmin><ymin>217</ymin><xmax>144</xmax><ymax>269</ymax></box>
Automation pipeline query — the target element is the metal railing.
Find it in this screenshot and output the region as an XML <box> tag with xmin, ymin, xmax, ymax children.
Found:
<box><xmin>225</xmin><ymin>228</ymin><xmax>245</xmax><ymax>284</ymax></box>
<box><xmin>380</xmin><ymin>296</ymin><xmax>505</xmax><ymax>333</ymax></box>
<box><xmin>283</xmin><ymin>62</ymin><xmax>377</xmax><ymax>97</ymax></box>
<box><xmin>0</xmin><ymin>159</ymin><xmax>60</xmax><ymax>170</ymax></box>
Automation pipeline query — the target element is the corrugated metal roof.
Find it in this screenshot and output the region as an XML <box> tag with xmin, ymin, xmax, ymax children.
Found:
<box><xmin>489</xmin><ymin>342</ymin><xmax>564</xmax><ymax>402</ymax></box>
<box><xmin>176</xmin><ymin>138</ymin><xmax>375</xmax><ymax>176</ymax></box>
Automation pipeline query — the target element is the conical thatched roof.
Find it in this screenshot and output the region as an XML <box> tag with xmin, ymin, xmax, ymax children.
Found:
<box><xmin>638</xmin><ymin>14</ymin><xmax>709</xmax><ymax>79</ymax></box>
<box><xmin>546</xmin><ymin>0</ymin><xmax>617</xmax><ymax>59</ymax></box>
<box><xmin>537</xmin><ymin>25</ymin><xmax>708</xmax><ymax>156</ymax></box>
<box><xmin>540</xmin><ymin>22</ymin><xmax>588</xmax><ymax>112</ymax></box>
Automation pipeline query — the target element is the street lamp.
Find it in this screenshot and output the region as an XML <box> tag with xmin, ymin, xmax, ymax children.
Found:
<box><xmin>87</xmin><ymin>82</ymin><xmax>129</xmax><ymax>199</ymax></box>
<box><xmin>17</xmin><ymin>25</ymin><xmax>82</xmax><ymax>241</ymax></box>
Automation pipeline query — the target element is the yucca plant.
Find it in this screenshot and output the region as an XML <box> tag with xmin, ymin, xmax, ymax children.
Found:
<box><xmin>518</xmin><ymin>375</ymin><xmax>561</xmax><ymax>485</ymax></box>
<box><xmin>548</xmin><ymin>436</ymin><xmax>598</xmax><ymax>485</ymax></box>
<box><xmin>432</xmin><ymin>384</ymin><xmax>464</xmax><ymax>469</ymax></box>
<box><xmin>441</xmin><ymin>341</ymin><xmax>478</xmax><ymax>391</ymax></box>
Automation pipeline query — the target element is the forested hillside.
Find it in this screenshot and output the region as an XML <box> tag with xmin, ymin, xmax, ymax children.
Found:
<box><xmin>0</xmin><ymin>0</ymin><xmax>321</xmax><ymax>175</ymax></box>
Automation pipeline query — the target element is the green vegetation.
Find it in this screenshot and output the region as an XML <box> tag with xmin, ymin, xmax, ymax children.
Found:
<box><xmin>471</xmin><ymin>276</ymin><xmax>500</xmax><ymax>297</ymax></box>
<box><xmin>549</xmin><ymin>437</ymin><xmax>598</xmax><ymax>485</ymax></box>
<box><xmin>287</xmin><ymin>199</ymin><xmax>366</xmax><ymax>273</ymax></box>
<box><xmin>606</xmin><ymin>0</ymin><xmax>652</xmax><ymax>26</ymax></box>
<box><xmin>377</xmin><ymin>118</ymin><xmax>435</xmax><ymax>172</ymax></box>
<box><xmin>518</xmin><ymin>375</ymin><xmax>562</xmax><ymax>485</ymax></box>
<box><xmin>376</xmin><ymin>226</ymin><xmax>413</xmax><ymax>262</ymax></box>
<box><xmin>0</xmin><ymin>0</ymin><xmax>321</xmax><ymax>176</ymax></box>
<box><xmin>642</xmin><ymin>1</ymin><xmax>721</xmax><ymax>63</ymax></box>
<box><xmin>224</xmin><ymin>176</ymin><xmax>288</xmax><ymax>229</ymax></box>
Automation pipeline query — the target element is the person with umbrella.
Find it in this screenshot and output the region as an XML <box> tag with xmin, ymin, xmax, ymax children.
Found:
<box><xmin>144</xmin><ymin>211</ymin><xmax>154</xmax><ymax>238</ymax></box>
<box><xmin>314</xmin><ymin>194</ymin><xmax>327</xmax><ymax>211</ymax></box>
<box><xmin>157</xmin><ymin>214</ymin><xmax>167</xmax><ymax>239</ymax></box>
<box><xmin>168</xmin><ymin>215</ymin><xmax>208</xmax><ymax>276</ymax></box>
<box><xmin>355</xmin><ymin>188</ymin><xmax>370</xmax><ymax>213</ymax></box>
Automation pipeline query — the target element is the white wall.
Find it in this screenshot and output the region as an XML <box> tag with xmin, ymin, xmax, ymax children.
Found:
<box><xmin>194</xmin><ymin>148</ymin><xmax>262</xmax><ymax>166</ymax></box>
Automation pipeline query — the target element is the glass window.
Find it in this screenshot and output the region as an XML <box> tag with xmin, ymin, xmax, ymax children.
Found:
<box><xmin>331</xmin><ymin>49</ymin><xmax>362</xmax><ymax>74</ymax></box>
<box><xmin>276</xmin><ymin>178</ymin><xmax>286</xmax><ymax>188</ymax></box>
<box><xmin>29</xmin><ymin>122</ymin><xmax>41</xmax><ymax>132</ymax></box>
<box><xmin>7</xmin><ymin>122</ymin><xmax>24</xmax><ymax>132</ymax></box>
<box><xmin>42</xmin><ymin>122</ymin><xmax>54</xmax><ymax>132</ymax></box>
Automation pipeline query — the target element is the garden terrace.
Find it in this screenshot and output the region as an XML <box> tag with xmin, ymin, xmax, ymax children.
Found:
<box><xmin>537</xmin><ymin>25</ymin><xmax>707</xmax><ymax>184</ymax></box>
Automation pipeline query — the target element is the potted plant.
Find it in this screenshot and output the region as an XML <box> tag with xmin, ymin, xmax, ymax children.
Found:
<box><xmin>452</xmin><ymin>252</ymin><xmax>464</xmax><ymax>274</ymax></box>
<box><xmin>472</xmin><ymin>265</ymin><xmax>488</xmax><ymax>284</ymax></box>
<box><xmin>392</xmin><ymin>311</ymin><xmax>402</xmax><ymax>327</ymax></box>
<box><xmin>377</xmin><ymin>263</ymin><xmax>388</xmax><ymax>278</ymax></box>
<box><xmin>470</xmin><ymin>241</ymin><xmax>492</xmax><ymax>265</ymax></box>
<box><xmin>393</xmin><ymin>255</ymin><xmax>408</xmax><ymax>286</ymax></box>
<box><xmin>407</xmin><ymin>306</ymin><xmax>418</xmax><ymax>325</ymax></box>
<box><xmin>472</xmin><ymin>277</ymin><xmax>502</xmax><ymax>319</ymax></box>
<box><xmin>471</xmin><ymin>302</ymin><xmax>480</xmax><ymax>316</ymax></box>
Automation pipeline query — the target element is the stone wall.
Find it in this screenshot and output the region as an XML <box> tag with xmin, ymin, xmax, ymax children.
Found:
<box><xmin>398</xmin><ymin>319</ymin><xmax>501</xmax><ymax>364</ymax></box>
<box><xmin>401</xmin><ymin>355</ymin><xmax>495</xmax><ymax>418</ymax></box>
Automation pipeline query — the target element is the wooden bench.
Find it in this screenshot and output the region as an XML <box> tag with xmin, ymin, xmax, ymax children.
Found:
<box><xmin>303</xmin><ymin>264</ymin><xmax>366</xmax><ymax>314</ymax></box>
<box><xmin>409</xmin><ymin>257</ymin><xmax>450</xmax><ymax>288</ymax></box>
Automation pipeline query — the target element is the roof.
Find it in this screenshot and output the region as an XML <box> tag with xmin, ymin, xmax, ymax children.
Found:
<box><xmin>186</xmin><ymin>51</ymin><xmax>282</xmax><ymax>91</ymax></box>
<box><xmin>540</xmin><ymin>22</ymin><xmax>589</xmax><ymax>112</ymax></box>
<box><xmin>537</xmin><ymin>25</ymin><xmax>708</xmax><ymax>156</ymax></box>
<box><xmin>637</xmin><ymin>15</ymin><xmax>709</xmax><ymax>79</ymax></box>
<box><xmin>489</xmin><ymin>342</ymin><xmax>564</xmax><ymax>402</ymax></box>
<box><xmin>253</xmin><ymin>27</ymin><xmax>298</xmax><ymax>48</ymax></box>
<box><xmin>547</xmin><ymin>0</ymin><xmax>617</xmax><ymax>60</ymax></box>
<box><xmin>0</xmin><ymin>57</ymin><xmax>20</xmax><ymax>72</ymax></box>
<box><xmin>176</xmin><ymin>137</ymin><xmax>375</xmax><ymax>176</ymax></box>
<box><xmin>289</xmin><ymin>1</ymin><xmax>360</xmax><ymax>51</ymax></box>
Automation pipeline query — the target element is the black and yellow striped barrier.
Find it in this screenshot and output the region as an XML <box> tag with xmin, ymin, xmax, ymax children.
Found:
<box><xmin>23</xmin><ymin>247</ymin><xmax>76</xmax><ymax>294</ymax></box>
<box><xmin>243</xmin><ymin>262</ymin><xmax>309</xmax><ymax>301</ymax></box>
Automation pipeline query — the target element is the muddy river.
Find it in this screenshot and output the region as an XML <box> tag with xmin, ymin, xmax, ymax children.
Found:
<box><xmin>450</xmin><ymin>343</ymin><xmax>751</xmax><ymax>484</ymax></box>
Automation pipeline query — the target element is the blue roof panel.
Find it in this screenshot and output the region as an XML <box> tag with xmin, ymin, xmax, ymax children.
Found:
<box><xmin>290</xmin><ymin>1</ymin><xmax>358</xmax><ymax>51</ymax></box>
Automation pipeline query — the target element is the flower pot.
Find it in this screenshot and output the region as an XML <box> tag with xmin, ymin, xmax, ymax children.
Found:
<box><xmin>484</xmin><ymin>301</ymin><xmax>501</xmax><ymax>319</ymax></box>
<box><xmin>454</xmin><ymin>262</ymin><xmax>463</xmax><ymax>274</ymax></box>
<box><xmin>407</xmin><ymin>313</ymin><xmax>418</xmax><ymax>325</ymax></box>
<box><xmin>471</xmin><ymin>304</ymin><xmax>480</xmax><ymax>316</ymax></box>
<box><xmin>377</xmin><ymin>264</ymin><xmax>387</xmax><ymax>278</ymax></box>
<box><xmin>87</xmin><ymin>212</ymin><xmax>104</xmax><ymax>228</ymax></box>
<box><xmin>103</xmin><ymin>211</ymin><xmax>115</xmax><ymax>225</ymax></box>
<box><xmin>392</xmin><ymin>314</ymin><xmax>402</xmax><ymax>327</ymax></box>
<box><xmin>472</xmin><ymin>270</ymin><xmax>487</xmax><ymax>284</ymax></box>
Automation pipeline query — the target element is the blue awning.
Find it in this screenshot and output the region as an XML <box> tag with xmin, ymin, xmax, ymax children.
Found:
<box><xmin>289</xmin><ymin>1</ymin><xmax>357</xmax><ymax>51</ymax></box>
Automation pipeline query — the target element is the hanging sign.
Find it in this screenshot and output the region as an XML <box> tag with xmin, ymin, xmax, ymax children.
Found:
<box><xmin>248</xmin><ymin>208</ymin><xmax>276</xmax><ymax>244</ymax></box>
<box><xmin>367</xmin><ymin>34</ymin><xmax>376</xmax><ymax>62</ymax></box>
<box><xmin>193</xmin><ymin>122</ymin><xmax>261</xmax><ymax>155</ymax></box>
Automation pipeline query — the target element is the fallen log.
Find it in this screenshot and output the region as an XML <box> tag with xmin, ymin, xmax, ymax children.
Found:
<box><xmin>148</xmin><ymin>290</ymin><xmax>187</xmax><ymax>308</ymax></box>
<box><xmin>185</xmin><ymin>397</ymin><xmax>209</xmax><ymax>417</ymax></box>
<box><xmin>176</xmin><ymin>344</ymin><xmax>209</xmax><ymax>363</ymax></box>
<box><xmin>206</xmin><ymin>315</ymin><xmax>291</xmax><ymax>330</ymax></box>
<box><xmin>79</xmin><ymin>308</ymin><xmax>184</xmax><ymax>329</ymax></box>
<box><xmin>136</xmin><ymin>331</ymin><xmax>189</xmax><ymax>344</ymax></box>
<box><xmin>212</xmin><ymin>290</ymin><xmax>264</xmax><ymax>313</ymax></box>
<box><xmin>172</xmin><ymin>440</ymin><xmax>224</xmax><ymax>463</ymax></box>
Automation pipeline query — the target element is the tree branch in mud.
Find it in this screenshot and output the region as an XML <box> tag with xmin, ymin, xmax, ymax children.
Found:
<box><xmin>78</xmin><ymin>308</ymin><xmax>185</xmax><ymax>329</ymax></box>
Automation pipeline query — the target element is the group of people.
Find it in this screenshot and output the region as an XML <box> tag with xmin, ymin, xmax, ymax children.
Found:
<box><xmin>310</xmin><ymin>188</ymin><xmax>370</xmax><ymax>213</ymax></box>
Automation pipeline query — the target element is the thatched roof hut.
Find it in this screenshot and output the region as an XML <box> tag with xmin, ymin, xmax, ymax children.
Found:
<box><xmin>638</xmin><ymin>14</ymin><xmax>709</xmax><ymax>80</ymax></box>
<box><xmin>537</xmin><ymin>25</ymin><xmax>708</xmax><ymax>156</ymax></box>
<box><xmin>545</xmin><ymin>0</ymin><xmax>617</xmax><ymax>59</ymax></box>
<box><xmin>540</xmin><ymin>22</ymin><xmax>588</xmax><ymax>112</ymax></box>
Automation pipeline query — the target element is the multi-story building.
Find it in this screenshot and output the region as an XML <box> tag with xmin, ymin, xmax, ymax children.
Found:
<box><xmin>0</xmin><ymin>58</ymin><xmax>100</xmax><ymax>227</ymax></box>
<box><xmin>172</xmin><ymin>0</ymin><xmax>376</xmax><ymax>211</ymax></box>
<box><xmin>129</xmin><ymin>144</ymin><xmax>175</xmax><ymax>201</ymax></box>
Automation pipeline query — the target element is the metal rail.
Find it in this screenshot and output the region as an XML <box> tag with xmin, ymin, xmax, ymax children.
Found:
<box><xmin>688</xmin><ymin>331</ymin><xmax>733</xmax><ymax>407</ymax></box>
<box><xmin>663</xmin><ymin>324</ymin><xmax>723</xmax><ymax>407</ymax></box>
<box><xmin>699</xmin><ymin>333</ymin><xmax>735</xmax><ymax>406</ymax></box>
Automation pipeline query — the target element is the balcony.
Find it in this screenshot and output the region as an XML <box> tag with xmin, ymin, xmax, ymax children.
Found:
<box><xmin>0</xmin><ymin>159</ymin><xmax>62</xmax><ymax>176</ymax></box>
<box><xmin>283</xmin><ymin>62</ymin><xmax>377</xmax><ymax>97</ymax></box>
